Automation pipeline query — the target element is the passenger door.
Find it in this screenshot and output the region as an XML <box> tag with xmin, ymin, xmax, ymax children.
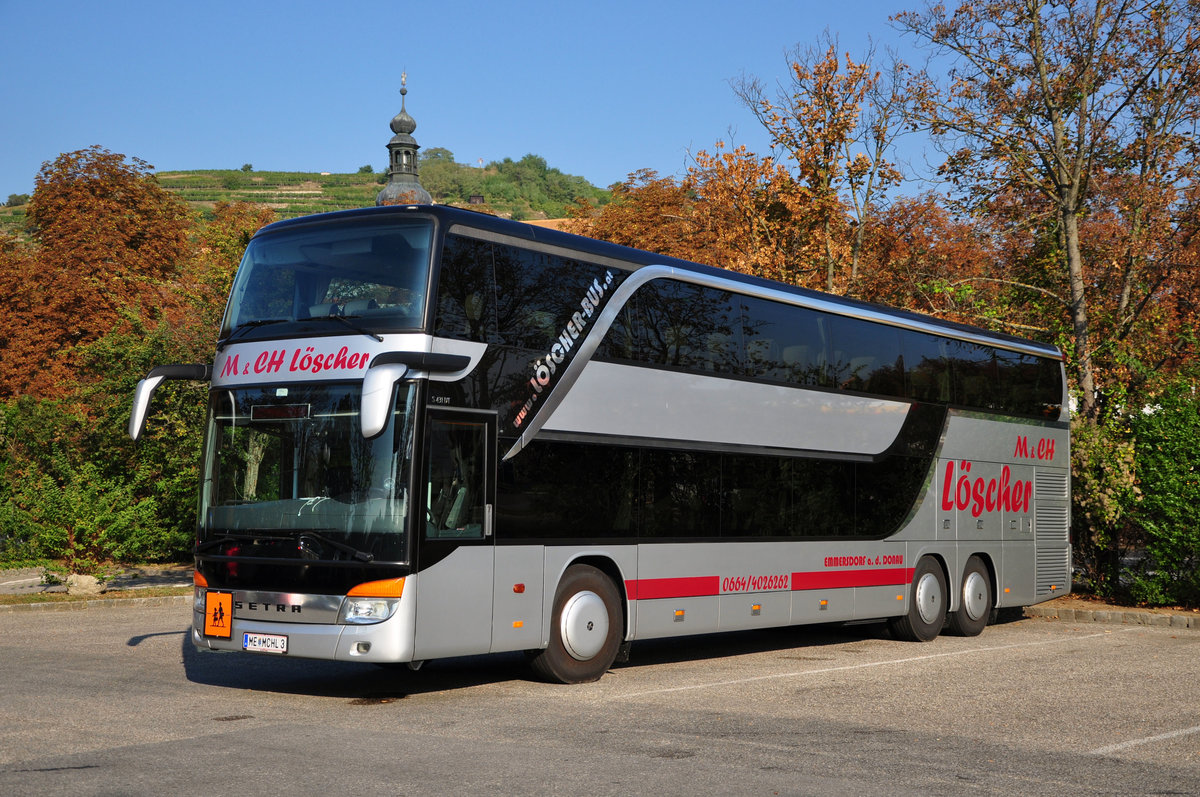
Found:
<box><xmin>413</xmin><ymin>409</ymin><xmax>496</xmax><ymax>660</ymax></box>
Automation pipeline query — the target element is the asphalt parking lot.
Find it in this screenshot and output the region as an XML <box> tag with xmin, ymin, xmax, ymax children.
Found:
<box><xmin>1</xmin><ymin>602</ymin><xmax>1198</xmax><ymax>795</ymax></box>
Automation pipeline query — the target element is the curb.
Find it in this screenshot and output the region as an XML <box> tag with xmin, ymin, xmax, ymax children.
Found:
<box><xmin>1023</xmin><ymin>604</ymin><xmax>1199</xmax><ymax>629</ymax></box>
<box><xmin>0</xmin><ymin>595</ymin><xmax>194</xmax><ymax>614</ymax></box>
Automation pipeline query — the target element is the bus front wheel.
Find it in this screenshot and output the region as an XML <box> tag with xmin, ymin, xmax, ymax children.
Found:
<box><xmin>531</xmin><ymin>564</ymin><xmax>622</xmax><ymax>684</ymax></box>
<box><xmin>888</xmin><ymin>557</ymin><xmax>946</xmax><ymax>642</ymax></box>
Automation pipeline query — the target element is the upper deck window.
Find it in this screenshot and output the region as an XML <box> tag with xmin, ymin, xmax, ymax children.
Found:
<box><xmin>222</xmin><ymin>218</ymin><xmax>434</xmax><ymax>342</ymax></box>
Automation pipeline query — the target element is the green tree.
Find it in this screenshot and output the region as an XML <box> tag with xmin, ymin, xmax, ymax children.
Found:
<box><xmin>1071</xmin><ymin>415</ymin><xmax>1140</xmax><ymax>598</ymax></box>
<box><xmin>1128</xmin><ymin>377</ymin><xmax>1200</xmax><ymax>604</ymax></box>
<box><xmin>421</xmin><ymin>148</ymin><xmax>456</xmax><ymax>163</ymax></box>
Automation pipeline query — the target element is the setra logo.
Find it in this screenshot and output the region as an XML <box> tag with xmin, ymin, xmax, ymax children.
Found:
<box><xmin>235</xmin><ymin>600</ymin><xmax>302</xmax><ymax>615</ymax></box>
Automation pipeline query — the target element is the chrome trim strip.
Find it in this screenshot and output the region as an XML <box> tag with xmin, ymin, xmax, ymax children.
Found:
<box><xmin>232</xmin><ymin>590</ymin><xmax>344</xmax><ymax>624</ymax></box>
<box><xmin>447</xmin><ymin>224</ymin><xmax>639</xmax><ymax>272</ymax></box>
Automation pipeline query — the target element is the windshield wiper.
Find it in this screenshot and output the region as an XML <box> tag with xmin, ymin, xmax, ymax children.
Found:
<box><xmin>196</xmin><ymin>529</ymin><xmax>375</xmax><ymax>563</ymax></box>
<box><xmin>218</xmin><ymin>319</ymin><xmax>289</xmax><ymax>351</ymax></box>
<box><xmin>299</xmin><ymin>530</ymin><xmax>375</xmax><ymax>563</ymax></box>
<box><xmin>316</xmin><ymin>314</ymin><xmax>384</xmax><ymax>342</ymax></box>
<box><xmin>195</xmin><ymin>532</ymin><xmax>272</xmax><ymax>553</ymax></box>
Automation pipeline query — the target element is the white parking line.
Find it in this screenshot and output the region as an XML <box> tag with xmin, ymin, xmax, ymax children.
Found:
<box><xmin>615</xmin><ymin>628</ymin><xmax>1135</xmax><ymax>699</ymax></box>
<box><xmin>1090</xmin><ymin>725</ymin><xmax>1200</xmax><ymax>755</ymax></box>
<box><xmin>0</xmin><ymin>577</ymin><xmax>41</xmax><ymax>587</ymax></box>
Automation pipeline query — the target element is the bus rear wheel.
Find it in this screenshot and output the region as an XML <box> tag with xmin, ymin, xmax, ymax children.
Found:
<box><xmin>531</xmin><ymin>564</ymin><xmax>623</xmax><ymax>684</ymax></box>
<box><xmin>947</xmin><ymin>555</ymin><xmax>992</xmax><ymax>637</ymax></box>
<box><xmin>888</xmin><ymin>557</ymin><xmax>946</xmax><ymax>642</ymax></box>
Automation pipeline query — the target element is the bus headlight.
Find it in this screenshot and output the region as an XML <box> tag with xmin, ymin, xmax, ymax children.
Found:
<box><xmin>339</xmin><ymin>597</ymin><xmax>400</xmax><ymax>625</ymax></box>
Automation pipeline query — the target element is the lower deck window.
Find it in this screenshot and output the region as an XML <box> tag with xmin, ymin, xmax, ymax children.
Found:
<box><xmin>497</xmin><ymin>439</ymin><xmax>928</xmax><ymax>542</ymax></box>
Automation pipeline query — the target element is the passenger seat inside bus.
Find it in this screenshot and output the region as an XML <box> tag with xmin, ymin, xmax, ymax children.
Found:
<box><xmin>308</xmin><ymin>303</ymin><xmax>341</xmax><ymax>317</ymax></box>
<box><xmin>343</xmin><ymin>299</ymin><xmax>380</xmax><ymax>315</ymax></box>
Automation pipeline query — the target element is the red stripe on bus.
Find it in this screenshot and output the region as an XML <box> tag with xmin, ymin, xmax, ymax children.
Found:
<box><xmin>625</xmin><ymin>576</ymin><xmax>720</xmax><ymax>601</ymax></box>
<box><xmin>791</xmin><ymin>568</ymin><xmax>915</xmax><ymax>590</ymax></box>
<box><xmin>625</xmin><ymin>570</ymin><xmax>913</xmax><ymax>600</ymax></box>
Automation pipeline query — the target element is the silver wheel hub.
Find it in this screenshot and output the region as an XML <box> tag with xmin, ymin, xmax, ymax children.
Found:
<box><xmin>915</xmin><ymin>571</ymin><xmax>944</xmax><ymax>625</ymax></box>
<box><xmin>560</xmin><ymin>590</ymin><xmax>609</xmax><ymax>661</ymax></box>
<box><xmin>962</xmin><ymin>571</ymin><xmax>988</xmax><ymax>620</ymax></box>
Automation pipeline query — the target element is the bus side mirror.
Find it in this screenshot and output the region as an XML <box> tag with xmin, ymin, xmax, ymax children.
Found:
<box><xmin>361</xmin><ymin>363</ymin><xmax>409</xmax><ymax>438</ymax></box>
<box><xmin>360</xmin><ymin>352</ymin><xmax>471</xmax><ymax>438</ymax></box>
<box><xmin>128</xmin><ymin>364</ymin><xmax>211</xmax><ymax>441</ymax></box>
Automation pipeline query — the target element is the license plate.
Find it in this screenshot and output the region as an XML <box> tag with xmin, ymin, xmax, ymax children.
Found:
<box><xmin>243</xmin><ymin>632</ymin><xmax>288</xmax><ymax>654</ymax></box>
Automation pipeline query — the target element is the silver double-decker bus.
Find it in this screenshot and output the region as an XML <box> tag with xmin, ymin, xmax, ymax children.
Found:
<box><xmin>130</xmin><ymin>204</ymin><xmax>1070</xmax><ymax>683</ymax></box>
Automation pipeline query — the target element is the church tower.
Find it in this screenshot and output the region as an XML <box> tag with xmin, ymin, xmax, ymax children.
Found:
<box><xmin>376</xmin><ymin>73</ymin><xmax>432</xmax><ymax>206</ymax></box>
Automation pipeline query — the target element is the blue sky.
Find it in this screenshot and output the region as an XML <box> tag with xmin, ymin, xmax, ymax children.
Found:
<box><xmin>0</xmin><ymin>0</ymin><xmax>926</xmax><ymax>198</ymax></box>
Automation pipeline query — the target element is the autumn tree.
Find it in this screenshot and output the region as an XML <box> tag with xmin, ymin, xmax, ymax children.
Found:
<box><xmin>569</xmin><ymin>153</ymin><xmax>823</xmax><ymax>285</ymax></box>
<box><xmin>857</xmin><ymin>194</ymin><xmax>1000</xmax><ymax>318</ymax></box>
<box><xmin>566</xmin><ymin>169</ymin><xmax>710</xmax><ymax>259</ymax></box>
<box><xmin>685</xmin><ymin>143</ymin><xmax>818</xmax><ymax>284</ymax></box>
<box><xmin>574</xmin><ymin>38</ymin><xmax>923</xmax><ymax>297</ymax></box>
<box><xmin>895</xmin><ymin>0</ymin><xmax>1200</xmax><ymax>417</ymax></box>
<box><xmin>734</xmin><ymin>36</ymin><xmax>924</xmax><ymax>293</ymax></box>
<box><xmin>188</xmin><ymin>201</ymin><xmax>277</xmax><ymax>320</ymax></box>
<box><xmin>0</xmin><ymin>146</ymin><xmax>192</xmax><ymax>397</ymax></box>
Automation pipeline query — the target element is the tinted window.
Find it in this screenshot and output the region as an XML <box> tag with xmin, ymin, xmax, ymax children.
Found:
<box><xmin>224</xmin><ymin>218</ymin><xmax>433</xmax><ymax>340</ymax></box>
<box><xmin>740</xmin><ymin>296</ymin><xmax>830</xmax><ymax>386</ymax></box>
<box><xmin>436</xmin><ymin>235</ymin><xmax>623</xmax><ymax>353</ymax></box>
<box><xmin>494</xmin><ymin>244</ymin><xmax>608</xmax><ymax>351</ymax></box>
<box><xmin>641</xmin><ymin>449</ymin><xmax>722</xmax><ymax>537</ymax></box>
<box><xmin>494</xmin><ymin>429</ymin><xmax>936</xmax><ymax>543</ymax></box>
<box><xmin>426</xmin><ymin>417</ymin><xmax>488</xmax><ymax>540</ymax></box>
<box><xmin>497</xmin><ymin>441</ymin><xmax>637</xmax><ymax>539</ymax></box>
<box><xmin>724</xmin><ymin>455</ymin><xmax>856</xmax><ymax>537</ymax></box>
<box><xmin>903</xmin><ymin>331</ymin><xmax>951</xmax><ymax>403</ymax></box>
<box><xmin>828</xmin><ymin>315</ymin><xmax>904</xmax><ymax>396</ymax></box>
<box><xmin>949</xmin><ymin>340</ymin><xmax>999</xmax><ymax>408</ymax></box>
<box><xmin>625</xmin><ymin>281</ymin><xmax>742</xmax><ymax>373</ymax></box>
<box><xmin>437</xmin><ymin>237</ymin><xmax>1061</xmax><ymax>420</ymax></box>
<box><xmin>855</xmin><ymin>456</ymin><xmax>927</xmax><ymax>534</ymax></box>
<box><xmin>435</xmin><ymin>235</ymin><xmax>498</xmax><ymax>343</ymax></box>
<box><xmin>723</xmin><ymin>454</ymin><xmax>797</xmax><ymax>536</ymax></box>
<box><xmin>593</xmin><ymin>299</ymin><xmax>639</xmax><ymax>361</ymax></box>
<box><xmin>998</xmin><ymin>350</ymin><xmax>1063</xmax><ymax>417</ymax></box>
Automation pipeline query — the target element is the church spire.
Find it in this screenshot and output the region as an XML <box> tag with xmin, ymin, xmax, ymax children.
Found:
<box><xmin>376</xmin><ymin>72</ymin><xmax>432</xmax><ymax>206</ymax></box>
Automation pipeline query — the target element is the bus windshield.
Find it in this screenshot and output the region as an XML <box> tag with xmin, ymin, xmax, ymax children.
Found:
<box><xmin>200</xmin><ymin>382</ymin><xmax>418</xmax><ymax>564</ymax></box>
<box><xmin>221</xmin><ymin>217</ymin><xmax>434</xmax><ymax>342</ymax></box>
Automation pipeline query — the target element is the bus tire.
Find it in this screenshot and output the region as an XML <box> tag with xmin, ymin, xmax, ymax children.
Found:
<box><xmin>531</xmin><ymin>564</ymin><xmax>622</xmax><ymax>684</ymax></box>
<box><xmin>888</xmin><ymin>557</ymin><xmax>946</xmax><ymax>642</ymax></box>
<box><xmin>947</xmin><ymin>555</ymin><xmax>992</xmax><ymax>637</ymax></box>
